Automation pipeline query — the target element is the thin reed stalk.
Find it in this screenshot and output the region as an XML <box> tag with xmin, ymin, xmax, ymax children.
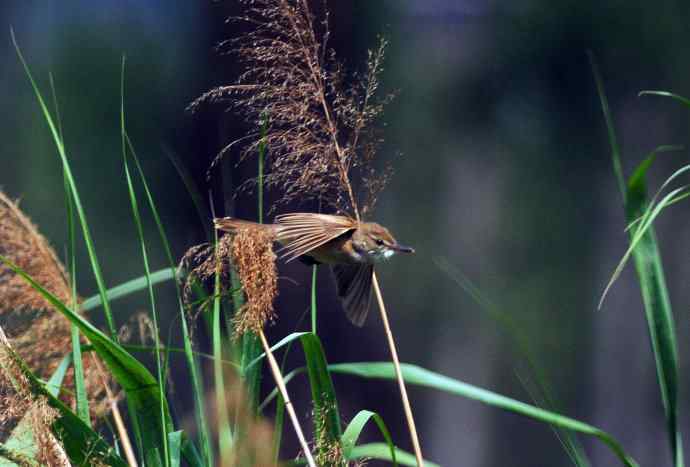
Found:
<box><xmin>258</xmin><ymin>330</ymin><xmax>316</xmax><ymax>467</ymax></box>
<box><xmin>372</xmin><ymin>272</ymin><xmax>424</xmax><ymax>466</ymax></box>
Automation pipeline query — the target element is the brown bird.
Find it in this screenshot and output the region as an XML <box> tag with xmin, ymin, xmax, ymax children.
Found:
<box><xmin>214</xmin><ymin>213</ymin><xmax>414</xmax><ymax>326</ymax></box>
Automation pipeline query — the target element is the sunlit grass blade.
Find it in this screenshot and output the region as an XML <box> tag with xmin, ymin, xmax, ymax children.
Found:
<box><xmin>121</xmin><ymin>57</ymin><xmax>170</xmax><ymax>467</ymax></box>
<box><xmin>330</xmin><ymin>362</ymin><xmax>638</xmax><ymax>467</ymax></box>
<box><xmin>639</xmin><ymin>90</ymin><xmax>690</xmax><ymax>107</ymax></box>
<box><xmin>126</xmin><ymin>133</ymin><xmax>214</xmax><ymax>467</ymax></box>
<box><xmin>0</xmin><ymin>256</ymin><xmax>173</xmax><ymax>462</ymax></box>
<box><xmin>591</xmin><ymin>59</ymin><xmax>683</xmax><ymax>466</ymax></box>
<box><xmin>341</xmin><ymin>410</ymin><xmax>396</xmax><ymax>465</ymax></box>
<box><xmin>245</xmin><ymin>332</ymin><xmax>309</xmax><ymax>371</ymax></box>
<box><xmin>11</xmin><ymin>29</ymin><xmax>117</xmax><ymax>339</ymax></box>
<box><xmin>168</xmin><ymin>431</ymin><xmax>182</xmax><ymax>467</ymax></box>
<box><xmin>44</xmin><ymin>353</ymin><xmax>72</xmax><ymax>397</ymax></box>
<box><xmin>80</xmin><ymin>268</ymin><xmax>176</xmax><ymax>312</ymax></box>
<box><xmin>349</xmin><ymin>444</ymin><xmax>439</xmax><ymax>467</ymax></box>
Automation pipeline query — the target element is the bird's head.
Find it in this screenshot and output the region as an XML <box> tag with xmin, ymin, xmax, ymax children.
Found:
<box><xmin>353</xmin><ymin>222</ymin><xmax>415</xmax><ymax>263</ymax></box>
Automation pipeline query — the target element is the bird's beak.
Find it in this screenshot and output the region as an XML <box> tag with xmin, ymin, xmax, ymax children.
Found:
<box><xmin>391</xmin><ymin>243</ymin><xmax>415</xmax><ymax>254</ymax></box>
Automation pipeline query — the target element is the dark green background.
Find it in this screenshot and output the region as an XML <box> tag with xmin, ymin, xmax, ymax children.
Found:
<box><xmin>2</xmin><ymin>1</ymin><xmax>690</xmax><ymax>466</ymax></box>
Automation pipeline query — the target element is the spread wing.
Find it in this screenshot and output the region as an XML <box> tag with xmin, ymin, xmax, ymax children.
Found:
<box><xmin>275</xmin><ymin>213</ymin><xmax>356</xmax><ymax>262</ymax></box>
<box><xmin>331</xmin><ymin>264</ymin><xmax>374</xmax><ymax>327</ymax></box>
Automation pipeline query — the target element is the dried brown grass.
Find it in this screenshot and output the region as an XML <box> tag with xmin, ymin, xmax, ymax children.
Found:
<box><xmin>189</xmin><ymin>0</ymin><xmax>394</xmax><ymax>219</ymax></box>
<box><xmin>180</xmin><ymin>228</ymin><xmax>278</xmax><ymax>337</ymax></box>
<box><xmin>0</xmin><ymin>327</ymin><xmax>66</xmax><ymax>466</ymax></box>
<box><xmin>230</xmin><ymin>228</ymin><xmax>277</xmax><ymax>337</ymax></box>
<box><xmin>0</xmin><ymin>191</ymin><xmax>107</xmax><ymax>423</ymax></box>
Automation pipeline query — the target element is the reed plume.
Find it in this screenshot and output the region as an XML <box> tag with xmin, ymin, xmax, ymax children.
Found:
<box><xmin>0</xmin><ymin>191</ymin><xmax>107</xmax><ymax>422</ymax></box>
<box><xmin>189</xmin><ymin>0</ymin><xmax>394</xmax><ymax>219</ymax></box>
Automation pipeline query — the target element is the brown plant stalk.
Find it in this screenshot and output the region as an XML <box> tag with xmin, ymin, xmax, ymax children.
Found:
<box><xmin>258</xmin><ymin>330</ymin><xmax>316</xmax><ymax>467</ymax></box>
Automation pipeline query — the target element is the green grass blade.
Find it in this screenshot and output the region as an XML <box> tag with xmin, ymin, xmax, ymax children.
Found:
<box><xmin>44</xmin><ymin>352</ymin><xmax>72</xmax><ymax>398</ymax></box>
<box><xmin>121</xmin><ymin>57</ymin><xmax>170</xmax><ymax>467</ymax></box>
<box><xmin>591</xmin><ymin>63</ymin><xmax>684</xmax><ymax>465</ymax></box>
<box><xmin>180</xmin><ymin>434</ymin><xmax>205</xmax><ymax>467</ymax></box>
<box><xmin>0</xmin><ymin>256</ymin><xmax>173</xmax><ymax>462</ymax></box>
<box><xmin>126</xmin><ymin>134</ymin><xmax>213</xmax><ymax>466</ymax></box>
<box><xmin>299</xmin><ymin>333</ymin><xmax>343</xmax><ymax>460</ymax></box>
<box><xmin>625</xmin><ymin>163</ymin><xmax>683</xmax><ymax>467</ymax></box>
<box><xmin>79</xmin><ymin>268</ymin><xmax>176</xmax><ymax>311</ymax></box>
<box><xmin>11</xmin><ymin>29</ymin><xmax>117</xmax><ymax>338</ymax></box>
<box><xmin>245</xmin><ymin>332</ymin><xmax>309</xmax><ymax>371</ymax></box>
<box><xmin>341</xmin><ymin>410</ymin><xmax>397</xmax><ymax>465</ymax></box>
<box><xmin>311</xmin><ymin>266</ymin><xmax>317</xmax><ymax>334</ymax></box>
<box><xmin>588</xmin><ymin>52</ymin><xmax>625</xmax><ymax>201</ymax></box>
<box><xmin>168</xmin><ymin>431</ymin><xmax>183</xmax><ymax>467</ymax></box>
<box><xmin>330</xmin><ymin>362</ymin><xmax>638</xmax><ymax>467</ymax></box>
<box><xmin>258</xmin><ymin>368</ymin><xmax>306</xmax><ymax>412</ymax></box>
<box><xmin>639</xmin><ymin>90</ymin><xmax>690</xmax><ymax>107</ymax></box>
<box><xmin>213</xmin><ymin>231</ymin><xmax>234</xmax><ymax>461</ymax></box>
<box><xmin>273</xmin><ymin>394</ymin><xmax>285</xmax><ymax>463</ymax></box>
<box><xmin>61</xmin><ymin>137</ymin><xmax>90</xmax><ymax>427</ymax></box>
<box><xmin>349</xmin><ymin>443</ymin><xmax>439</xmax><ymax>467</ymax></box>
<box><xmin>161</xmin><ymin>144</ymin><xmax>212</xmax><ymax>237</ymax></box>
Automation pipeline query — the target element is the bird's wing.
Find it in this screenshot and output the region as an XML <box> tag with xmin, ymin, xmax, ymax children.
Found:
<box><xmin>331</xmin><ymin>264</ymin><xmax>374</xmax><ymax>327</ymax></box>
<box><xmin>275</xmin><ymin>213</ymin><xmax>356</xmax><ymax>262</ymax></box>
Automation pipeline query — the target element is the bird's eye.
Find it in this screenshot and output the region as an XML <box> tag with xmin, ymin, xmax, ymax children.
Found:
<box><xmin>375</xmin><ymin>238</ymin><xmax>384</xmax><ymax>246</ymax></box>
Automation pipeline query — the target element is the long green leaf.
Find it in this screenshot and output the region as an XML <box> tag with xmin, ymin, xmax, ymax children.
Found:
<box><xmin>341</xmin><ymin>410</ymin><xmax>396</xmax><ymax>465</ymax></box>
<box><xmin>299</xmin><ymin>333</ymin><xmax>343</xmax><ymax>460</ymax></box>
<box><xmin>121</xmin><ymin>57</ymin><xmax>170</xmax><ymax>467</ymax></box>
<box><xmin>80</xmin><ymin>268</ymin><xmax>176</xmax><ymax>312</ymax></box>
<box><xmin>349</xmin><ymin>444</ymin><xmax>439</xmax><ymax>467</ymax></box>
<box><xmin>246</xmin><ymin>332</ymin><xmax>309</xmax><ymax>371</ymax></box>
<box><xmin>625</xmin><ymin>161</ymin><xmax>683</xmax><ymax>467</ymax></box>
<box><xmin>591</xmin><ymin>63</ymin><xmax>683</xmax><ymax>466</ymax></box>
<box><xmin>639</xmin><ymin>90</ymin><xmax>690</xmax><ymax>107</ymax></box>
<box><xmin>126</xmin><ymin>133</ymin><xmax>214</xmax><ymax>467</ymax></box>
<box><xmin>330</xmin><ymin>362</ymin><xmax>638</xmax><ymax>467</ymax></box>
<box><xmin>44</xmin><ymin>353</ymin><xmax>72</xmax><ymax>398</ymax></box>
<box><xmin>51</xmin><ymin>73</ymin><xmax>91</xmax><ymax>428</ymax></box>
<box><xmin>11</xmin><ymin>29</ymin><xmax>117</xmax><ymax>339</ymax></box>
<box><xmin>0</xmin><ymin>256</ymin><xmax>173</xmax><ymax>462</ymax></box>
<box><xmin>213</xmin><ymin>231</ymin><xmax>234</xmax><ymax>462</ymax></box>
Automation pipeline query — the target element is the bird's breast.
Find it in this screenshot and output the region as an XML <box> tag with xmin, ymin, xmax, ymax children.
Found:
<box><xmin>301</xmin><ymin>237</ymin><xmax>363</xmax><ymax>265</ymax></box>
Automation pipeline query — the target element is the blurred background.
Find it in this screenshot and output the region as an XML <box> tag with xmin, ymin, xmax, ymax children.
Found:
<box><xmin>2</xmin><ymin>1</ymin><xmax>690</xmax><ymax>465</ymax></box>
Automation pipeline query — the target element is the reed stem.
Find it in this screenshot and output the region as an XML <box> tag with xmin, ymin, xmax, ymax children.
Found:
<box><xmin>258</xmin><ymin>330</ymin><xmax>316</xmax><ymax>467</ymax></box>
<box><xmin>372</xmin><ymin>272</ymin><xmax>424</xmax><ymax>466</ymax></box>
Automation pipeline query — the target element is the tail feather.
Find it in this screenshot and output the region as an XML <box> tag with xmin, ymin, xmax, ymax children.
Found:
<box><xmin>213</xmin><ymin>217</ymin><xmax>276</xmax><ymax>234</ymax></box>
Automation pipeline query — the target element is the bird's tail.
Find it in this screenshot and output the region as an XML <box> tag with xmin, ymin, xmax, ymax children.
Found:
<box><xmin>213</xmin><ymin>217</ymin><xmax>278</xmax><ymax>234</ymax></box>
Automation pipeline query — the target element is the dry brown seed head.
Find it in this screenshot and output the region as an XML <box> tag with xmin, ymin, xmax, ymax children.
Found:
<box><xmin>230</xmin><ymin>228</ymin><xmax>278</xmax><ymax>337</ymax></box>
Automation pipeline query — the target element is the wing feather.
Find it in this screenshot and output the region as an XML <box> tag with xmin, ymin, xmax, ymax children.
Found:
<box><xmin>275</xmin><ymin>213</ymin><xmax>356</xmax><ymax>262</ymax></box>
<box><xmin>331</xmin><ymin>264</ymin><xmax>374</xmax><ymax>326</ymax></box>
